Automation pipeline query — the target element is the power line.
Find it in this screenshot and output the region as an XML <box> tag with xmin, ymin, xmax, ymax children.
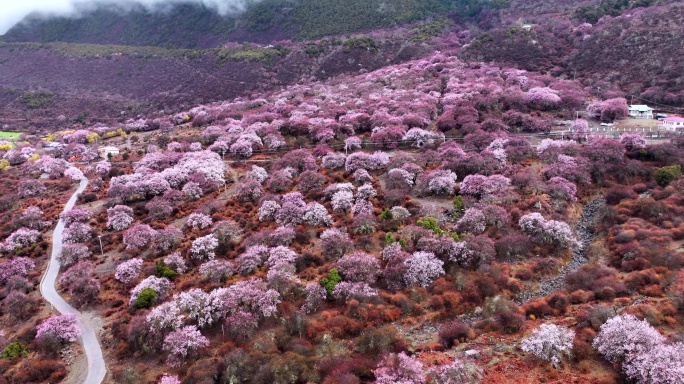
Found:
<box><xmin>629</xmin><ymin>95</ymin><xmax>684</xmax><ymax>111</ymax></box>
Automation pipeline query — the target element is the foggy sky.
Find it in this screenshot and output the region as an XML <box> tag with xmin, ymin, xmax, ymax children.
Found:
<box><xmin>0</xmin><ymin>0</ymin><xmax>257</xmax><ymax>35</ymax></box>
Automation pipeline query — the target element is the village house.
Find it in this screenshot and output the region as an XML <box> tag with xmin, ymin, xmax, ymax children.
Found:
<box><xmin>99</xmin><ymin>146</ymin><xmax>120</xmax><ymax>159</ymax></box>
<box><xmin>660</xmin><ymin>116</ymin><xmax>684</xmax><ymax>131</ymax></box>
<box><xmin>628</xmin><ymin>105</ymin><xmax>654</xmax><ymax>119</ymax></box>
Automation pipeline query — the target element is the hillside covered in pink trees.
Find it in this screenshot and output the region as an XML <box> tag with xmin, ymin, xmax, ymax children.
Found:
<box><xmin>3</xmin><ymin>0</ymin><xmax>684</xmax><ymax>136</ymax></box>
<box><xmin>0</xmin><ymin>41</ymin><xmax>683</xmax><ymax>384</ymax></box>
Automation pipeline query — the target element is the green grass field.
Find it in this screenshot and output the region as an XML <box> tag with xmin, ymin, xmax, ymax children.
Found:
<box><xmin>0</xmin><ymin>132</ymin><xmax>21</xmax><ymax>140</ymax></box>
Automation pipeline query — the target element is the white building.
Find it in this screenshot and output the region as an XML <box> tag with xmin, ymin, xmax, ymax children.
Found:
<box><xmin>660</xmin><ymin>117</ymin><xmax>684</xmax><ymax>131</ymax></box>
<box><xmin>628</xmin><ymin>105</ymin><xmax>654</xmax><ymax>119</ymax></box>
<box><xmin>99</xmin><ymin>146</ymin><xmax>120</xmax><ymax>158</ymax></box>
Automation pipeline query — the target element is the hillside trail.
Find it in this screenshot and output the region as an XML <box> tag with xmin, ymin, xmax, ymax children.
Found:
<box><xmin>516</xmin><ymin>197</ymin><xmax>606</xmax><ymax>304</ymax></box>
<box><xmin>39</xmin><ymin>177</ymin><xmax>107</xmax><ymax>384</ymax></box>
<box><xmin>397</xmin><ymin>197</ymin><xmax>607</xmax><ymax>347</ymax></box>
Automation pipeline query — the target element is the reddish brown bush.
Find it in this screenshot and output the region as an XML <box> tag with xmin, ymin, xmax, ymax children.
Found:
<box><xmin>633</xmin><ymin>183</ymin><xmax>649</xmax><ymax>194</ymax></box>
<box><xmin>566</xmin><ymin>265</ymin><xmax>627</xmax><ymax>297</ymax></box>
<box><xmin>533</xmin><ymin>258</ymin><xmax>560</xmax><ymax>275</ymax></box>
<box><xmin>547</xmin><ymin>292</ymin><xmax>570</xmax><ymax>314</ymax></box>
<box><xmin>12</xmin><ymin>359</ymin><xmax>66</xmax><ymax>383</ymax></box>
<box><xmin>183</xmin><ymin>357</ymin><xmax>222</xmax><ymax>384</ymax></box>
<box><xmin>320</xmin><ymin>355</ymin><xmax>374</xmax><ymax>384</ymax></box>
<box><xmin>438</xmin><ymin>322</ymin><xmax>472</xmax><ymax>348</ymax></box>
<box><xmin>429</xmin><ymin>295</ymin><xmax>445</xmax><ymax>311</ymax></box>
<box><xmin>605</xmin><ymin>187</ymin><xmax>635</xmax><ymax>205</ymax></box>
<box><xmin>495</xmin><ymin>235</ymin><xmax>533</xmax><ymax>261</ymax></box>
<box><xmin>473</xmin><ymin>318</ymin><xmax>499</xmax><ymax>333</ymax></box>
<box><xmin>429</xmin><ymin>278</ymin><xmax>457</xmax><ymax>295</ymax></box>
<box><xmin>355</xmin><ymin>325</ymin><xmax>402</xmax><ymax>355</ymax></box>
<box><xmin>570</xmin><ymin>290</ymin><xmax>594</xmax><ymax>304</ymax></box>
<box><xmin>624</xmin><ymin>269</ymin><xmax>660</xmax><ymax>291</ymax></box>
<box><xmin>523</xmin><ymin>299</ymin><xmax>553</xmax><ymax>318</ymax></box>
<box><xmin>572</xmin><ymin>330</ymin><xmax>597</xmax><ymax>362</ymax></box>
<box><xmin>514</xmin><ymin>266</ymin><xmax>534</xmax><ymax>281</ymax></box>
<box><xmin>323</xmin><ymin>373</ymin><xmax>360</xmax><ymax>384</ymax></box>
<box><xmin>323</xmin><ymin>314</ymin><xmax>363</xmax><ymax>338</ymax></box>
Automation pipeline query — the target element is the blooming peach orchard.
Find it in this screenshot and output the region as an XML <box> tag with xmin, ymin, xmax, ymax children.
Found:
<box><xmin>0</xmin><ymin>48</ymin><xmax>682</xmax><ymax>384</ymax></box>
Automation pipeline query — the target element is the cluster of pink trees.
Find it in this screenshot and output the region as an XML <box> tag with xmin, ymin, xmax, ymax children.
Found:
<box><xmin>336</xmin><ymin>252</ymin><xmax>380</xmax><ymax>284</ymax></box>
<box><xmin>520</xmin><ymin>323</ymin><xmax>575</xmax><ymax>368</ymax></box>
<box><xmin>18</xmin><ymin>179</ymin><xmax>46</xmax><ymax>198</ymax></box>
<box><xmin>107</xmin><ymin>205</ymin><xmax>135</xmax><ymax>231</ymax></box>
<box><xmin>19</xmin><ymin>206</ymin><xmax>51</xmax><ymax>229</ymax></box>
<box><xmin>190</xmin><ymin>234</ymin><xmax>219</xmax><ymax>261</ymax></box>
<box><xmin>345</xmin><ymin>151</ymin><xmax>389</xmax><ymax>172</ymax></box>
<box><xmin>124</xmin><ymin>223</ymin><xmax>157</xmax><ymax>250</ymax></box>
<box><xmin>36</xmin><ymin>314</ymin><xmax>80</xmax><ymax>343</ymax></box>
<box><xmin>115</xmin><ymin>258</ymin><xmax>144</xmax><ymax>284</ymax></box>
<box><xmin>403</xmin><ymin>251</ymin><xmax>444</xmax><ymax>288</ymax></box>
<box><xmin>374</xmin><ymin>351</ymin><xmax>482</xmax><ymax>384</ymax></box>
<box><xmin>59</xmin><ymin>260</ymin><xmax>100</xmax><ymax>307</ymax></box>
<box><xmin>375</xmin><ymin>352</ymin><xmax>424</xmax><ymax>384</ymax></box>
<box><xmin>459</xmin><ymin>174</ymin><xmax>511</xmax><ymax>200</ymax></box>
<box><xmin>546</xmin><ymin>177</ymin><xmax>577</xmax><ymax>201</ymax></box>
<box><xmin>146</xmin><ymin>278</ymin><xmax>280</xmax><ymax>340</ymax></box>
<box><xmin>0</xmin><ymin>257</ymin><xmax>35</xmax><ymax>284</ymax></box>
<box><xmin>199</xmin><ymin>259</ymin><xmax>234</xmax><ymax>282</ymax></box>
<box><xmin>58</xmin><ymin>243</ymin><xmax>92</xmax><ymax>267</ymax></box>
<box><xmin>162</xmin><ymin>325</ymin><xmax>209</xmax><ymax>367</ymax></box>
<box><xmin>1</xmin><ymin>228</ymin><xmax>41</xmax><ymax>252</ymax></box>
<box><xmin>456</xmin><ymin>208</ymin><xmax>487</xmax><ymax>234</ymax></box>
<box><xmin>259</xmin><ymin>192</ymin><xmax>333</xmax><ymax>226</ymax></box>
<box><xmin>186</xmin><ymin>213</ymin><xmax>213</xmax><ymax>229</ymax></box>
<box><xmin>593</xmin><ymin>314</ymin><xmax>683</xmax><ymax>383</ymax></box>
<box><xmin>130</xmin><ymin>276</ymin><xmax>173</xmax><ymax>304</ymax></box>
<box><xmin>60</xmin><ymin>208</ymin><xmax>92</xmax><ymax>227</ymax></box>
<box><xmin>64</xmin><ymin>167</ymin><xmax>85</xmax><ymax>181</ymax></box>
<box><xmin>619</xmin><ymin>132</ymin><xmax>647</xmax><ymax>150</ymax></box>
<box><xmin>32</xmin><ymin>156</ymin><xmax>69</xmax><ymax>177</ymax></box>
<box><xmin>586</xmin><ymin>97</ymin><xmax>629</xmax><ymax>122</ymax></box>
<box><xmin>416</xmin><ymin>170</ymin><xmax>458</xmax><ymax>196</ymax></box>
<box><xmin>164</xmin><ymin>252</ymin><xmax>187</xmax><ymax>274</ymax></box>
<box><xmin>108</xmin><ymin>150</ymin><xmax>225</xmax><ymax>202</ymax></box>
<box><xmin>518</xmin><ymin>213</ymin><xmax>577</xmax><ymax>248</ymax></box>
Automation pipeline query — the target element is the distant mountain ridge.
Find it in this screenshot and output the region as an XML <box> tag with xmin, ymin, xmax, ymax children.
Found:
<box><xmin>3</xmin><ymin>0</ymin><xmax>487</xmax><ymax>48</ymax></box>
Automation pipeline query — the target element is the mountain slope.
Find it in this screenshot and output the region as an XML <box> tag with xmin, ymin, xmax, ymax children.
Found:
<box><xmin>461</xmin><ymin>1</ymin><xmax>684</xmax><ymax>106</ymax></box>
<box><xmin>0</xmin><ymin>34</ymin><xmax>435</xmax><ymax>131</ymax></box>
<box><xmin>2</xmin><ymin>0</ymin><xmax>504</xmax><ymax>47</ymax></box>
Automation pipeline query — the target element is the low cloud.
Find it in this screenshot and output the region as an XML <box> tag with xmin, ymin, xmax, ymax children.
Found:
<box><xmin>0</xmin><ymin>0</ymin><xmax>260</xmax><ymax>34</ymax></box>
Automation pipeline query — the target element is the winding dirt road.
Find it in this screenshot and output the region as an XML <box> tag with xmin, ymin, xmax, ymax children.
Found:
<box><xmin>39</xmin><ymin>178</ymin><xmax>107</xmax><ymax>384</ymax></box>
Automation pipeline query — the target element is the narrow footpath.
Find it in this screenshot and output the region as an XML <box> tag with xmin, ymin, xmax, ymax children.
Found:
<box><xmin>517</xmin><ymin>197</ymin><xmax>606</xmax><ymax>303</ymax></box>
<box><xmin>39</xmin><ymin>178</ymin><xmax>106</xmax><ymax>384</ymax></box>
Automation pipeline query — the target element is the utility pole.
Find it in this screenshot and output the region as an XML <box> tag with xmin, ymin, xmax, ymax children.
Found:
<box><xmin>98</xmin><ymin>235</ymin><xmax>104</xmax><ymax>256</ymax></box>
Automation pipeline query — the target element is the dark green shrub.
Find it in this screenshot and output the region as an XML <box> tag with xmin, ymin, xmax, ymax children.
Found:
<box><xmin>1</xmin><ymin>341</ymin><xmax>28</xmax><ymax>359</ymax></box>
<box><xmin>417</xmin><ymin>217</ymin><xmax>446</xmax><ymax>235</ymax></box>
<box><xmin>320</xmin><ymin>269</ymin><xmax>342</xmax><ymax>296</ymax></box>
<box><xmin>655</xmin><ymin>164</ymin><xmax>681</xmax><ymax>186</ymax></box>
<box><xmin>385</xmin><ymin>232</ymin><xmax>396</xmax><ymax>245</ymax></box>
<box><xmin>134</xmin><ymin>288</ymin><xmax>157</xmax><ymax>309</ymax></box>
<box><xmin>155</xmin><ymin>262</ymin><xmax>178</xmax><ymax>280</ymax></box>
<box><xmin>453</xmin><ymin>195</ymin><xmax>465</xmax><ymax>212</ymax></box>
